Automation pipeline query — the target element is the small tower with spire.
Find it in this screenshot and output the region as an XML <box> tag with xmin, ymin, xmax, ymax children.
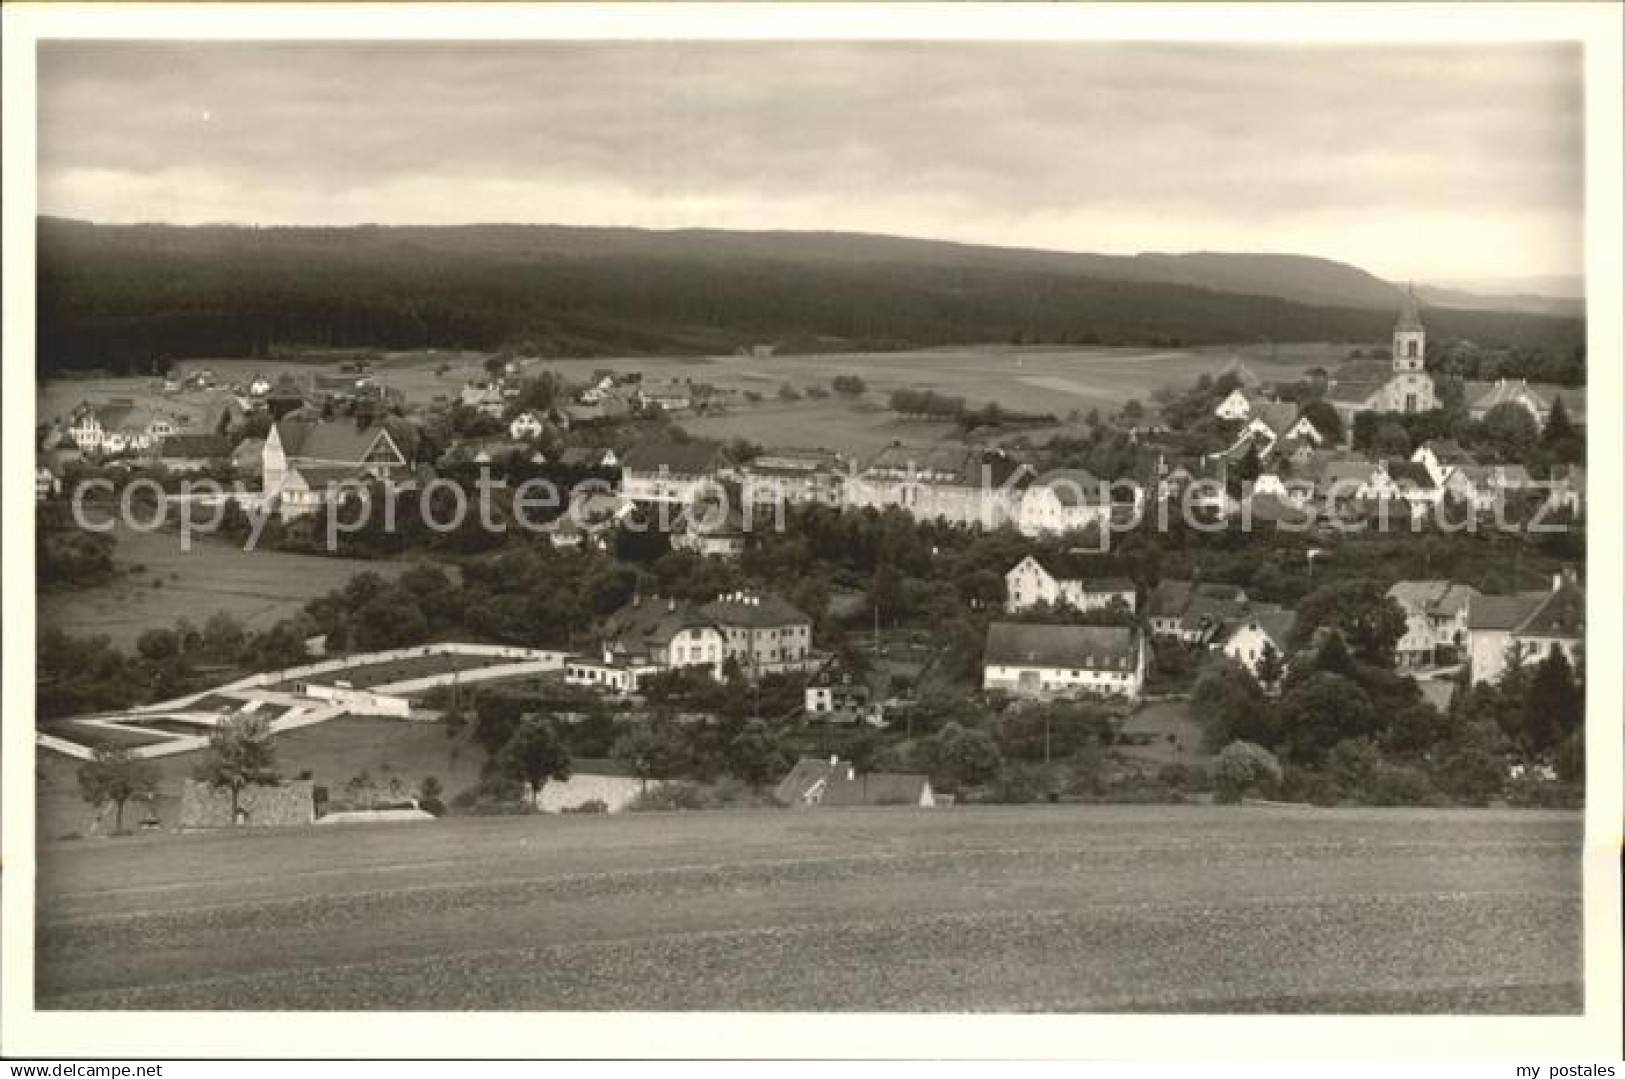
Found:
<box><xmin>1392</xmin><ymin>284</ymin><xmax>1426</xmax><ymax>374</ymax></box>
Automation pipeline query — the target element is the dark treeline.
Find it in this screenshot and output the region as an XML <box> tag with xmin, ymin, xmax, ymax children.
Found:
<box><xmin>38</xmin><ymin>218</ymin><xmax>1585</xmax><ymax>374</ymax></box>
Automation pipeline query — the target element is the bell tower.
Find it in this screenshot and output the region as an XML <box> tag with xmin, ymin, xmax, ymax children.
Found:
<box><xmin>1392</xmin><ymin>284</ymin><xmax>1425</xmax><ymax>373</ymax></box>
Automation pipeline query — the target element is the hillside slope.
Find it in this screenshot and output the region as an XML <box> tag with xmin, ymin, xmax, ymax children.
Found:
<box><xmin>36</xmin><ymin>218</ymin><xmax>1585</xmax><ymax>373</ymax></box>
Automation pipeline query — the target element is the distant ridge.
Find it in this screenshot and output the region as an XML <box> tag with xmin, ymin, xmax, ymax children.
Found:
<box><xmin>35</xmin><ymin>217</ymin><xmax>1584</xmax><ymax>374</ymax></box>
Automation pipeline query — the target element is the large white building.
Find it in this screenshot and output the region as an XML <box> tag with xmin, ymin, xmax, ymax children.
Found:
<box><xmin>262</xmin><ymin>417</ymin><xmax>408</xmax><ymax>519</ymax></box>
<box><xmin>843</xmin><ymin>443</ymin><xmax>1024</xmax><ymax>529</ymax></box>
<box><xmin>981</xmin><ymin>622</ymin><xmax>1147</xmax><ymax>700</ymax></box>
<box><xmin>1387</xmin><ymin>580</ymin><xmax>1480</xmax><ymax>669</ymax></box>
<box><xmin>619</xmin><ymin>441</ymin><xmax>736</xmax><ymax>507</ymax></box>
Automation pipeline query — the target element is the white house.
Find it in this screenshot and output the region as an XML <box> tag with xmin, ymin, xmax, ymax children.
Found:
<box><xmin>508</xmin><ymin>411</ymin><xmax>547</xmax><ymax>440</ymax></box>
<box><xmin>1218</xmin><ymin>608</ymin><xmax>1298</xmax><ymax>684</ymax></box>
<box><xmin>1466</xmin><ymin>573</ymin><xmax>1583</xmax><ymax>686</ymax></box>
<box><xmin>1387</xmin><ymin>580</ymin><xmax>1480</xmax><ymax>669</ymax></box>
<box><xmin>262</xmin><ymin>417</ymin><xmax>407</xmax><ymax>520</ymax></box>
<box><xmin>68</xmin><ymin>400</ymin><xmax>177</xmax><ymax>455</ymax></box>
<box><xmin>1015</xmin><ymin>469</ymin><xmax>1119</xmax><ymax>538</ymax></box>
<box><xmin>981</xmin><ymin>622</ymin><xmax>1146</xmax><ymax>700</ymax></box>
<box><xmin>1214</xmin><ymin>387</ymin><xmax>1259</xmax><ymax>421</ymax></box>
<box><xmin>620</xmin><ymin>441</ymin><xmax>736</xmax><ymax>507</ymax></box>
<box><xmin>741</xmin><ymin>448</ymin><xmax>847</xmax><ymax>508</ymax></box>
<box><xmin>1004</xmin><ymin>555</ymin><xmax>1136</xmax><ymax>614</ymax></box>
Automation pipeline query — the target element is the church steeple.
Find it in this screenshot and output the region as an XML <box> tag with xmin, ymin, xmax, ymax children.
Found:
<box><xmin>1392</xmin><ymin>284</ymin><xmax>1425</xmax><ymax>373</ymax></box>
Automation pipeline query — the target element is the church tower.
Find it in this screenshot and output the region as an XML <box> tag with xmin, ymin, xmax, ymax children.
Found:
<box><xmin>1392</xmin><ymin>285</ymin><xmax>1425</xmax><ymax>373</ymax></box>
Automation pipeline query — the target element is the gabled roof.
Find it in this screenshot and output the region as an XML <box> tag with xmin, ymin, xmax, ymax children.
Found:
<box><xmin>1147</xmin><ymin>579</ymin><xmax>1194</xmax><ymax>619</ymax></box>
<box><xmin>602</xmin><ymin>596</ymin><xmax>716</xmax><ymax>654</ymax></box>
<box><xmin>774</xmin><ymin>757</ymin><xmax>851</xmax><ymax>805</ymax></box>
<box><xmin>1251</xmin><ymin>401</ymin><xmax>1302</xmax><ymax>440</ymax></box>
<box><xmin>1516</xmin><ymin>580</ymin><xmax>1583</xmax><ymax>640</ymax></box>
<box><xmin>1224</xmin><ymin>608</ymin><xmax>1298</xmax><ymax>651</ymax></box>
<box><xmin>157</xmin><ymin>434</ymin><xmax>230</xmax><ymax>459</ymax></box>
<box><xmin>1026</xmin><ymin>469</ymin><xmax>1109</xmax><ymax>507</ymax></box>
<box><xmin>1387</xmin><ymin>580</ymin><xmax>1479</xmax><ymax>618</ymax></box>
<box><xmin>1467</xmin><ymin>591</ymin><xmax>1549</xmax><ymax>632</ymax></box>
<box><xmin>620</xmin><ymin>441</ymin><xmax>733</xmax><ymax>475</ymax></box>
<box><xmin>557</xmin><ymin>446</ymin><xmax>617</xmax><ymax>468</ymax></box>
<box><xmin>1325</xmin><ymin>358</ymin><xmax>1395</xmax><ymax>404</ymax></box>
<box><xmin>746</xmin><ymin>447</ymin><xmax>845</xmax><ymax>475</ymax></box>
<box><xmin>820</xmin><ymin>773</ymin><xmax>932</xmax><ymax>807</ymax></box>
<box><xmin>983</xmin><ymin>622</ymin><xmax>1139</xmax><ymax>671</ymax></box>
<box><xmin>1417</xmin><ymin>439</ymin><xmax>1474</xmax><ymax>466</ymax></box>
<box><xmin>1384</xmin><ymin>460</ymin><xmax>1436</xmax><ymax>490</ymax></box>
<box><xmin>276</xmin><ymin>418</ymin><xmax>401</xmax><ymax>465</ymax></box>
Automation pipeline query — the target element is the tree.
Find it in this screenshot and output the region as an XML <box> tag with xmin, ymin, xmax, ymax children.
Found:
<box><xmin>1518</xmin><ymin>647</ymin><xmax>1583</xmax><ymax>760</ymax></box>
<box><xmin>613</xmin><ymin>717</ymin><xmax>689</xmax><ymax>794</ymax></box>
<box><xmin>1478</xmin><ymin>402</ymin><xmax>1539</xmax><ymax>460</ymax></box>
<box><xmin>934</xmin><ymin>722</ymin><xmax>1003</xmax><ymax>790</ymax></box>
<box><xmin>1254</xmin><ymin>641</ymin><xmax>1285</xmax><ymax>692</ymax></box>
<box><xmin>832</xmin><ymin>375</ymin><xmax>867</xmax><ymax>397</ymax></box>
<box><xmin>483</xmin><ymin>354</ymin><xmax>508</xmax><ymax>380</ymax></box>
<box><xmin>1121</xmin><ymin>398</ymin><xmax>1145</xmax><ymax>420</ymax></box>
<box><xmin>1190</xmin><ymin>657</ymin><xmax>1273</xmax><ymax>750</ymax></box>
<box><xmin>197</xmin><ymin>713</ymin><xmax>279</xmax><ymax>823</ymax></box>
<box><xmin>1542</xmin><ymin>394</ymin><xmax>1574</xmax><ymax>446</ymax></box>
<box><xmin>1372</xmin><ymin>420</ymin><xmax>1411</xmax><ymax>458</ymax></box>
<box><xmin>1277</xmin><ymin>672</ymin><xmax>1378</xmax><ymax>766</ymax></box>
<box><xmin>78</xmin><ymin>744</ymin><xmax>158</xmax><ymax>834</ymax></box>
<box><xmin>1293</xmin><ymin>579</ymin><xmax>1406</xmax><ymax>669</ymax></box>
<box><xmin>726</xmin><ymin>719</ymin><xmax>789</xmax><ymax>788</ymax></box>
<box><xmin>489</xmin><ymin>714</ymin><xmax>573</xmax><ymax>807</ymax></box>
<box><xmin>1212</xmin><ymin>741</ymin><xmax>1282</xmax><ymax>803</ymax></box>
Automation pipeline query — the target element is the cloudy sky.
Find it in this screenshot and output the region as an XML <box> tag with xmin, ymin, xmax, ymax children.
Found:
<box><xmin>37</xmin><ymin>41</ymin><xmax>1583</xmax><ymax>282</ymax></box>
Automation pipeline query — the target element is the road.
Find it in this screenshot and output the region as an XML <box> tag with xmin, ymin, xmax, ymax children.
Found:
<box><xmin>33</xmin><ymin>805</ymin><xmax>1582</xmax><ymax>1012</ymax></box>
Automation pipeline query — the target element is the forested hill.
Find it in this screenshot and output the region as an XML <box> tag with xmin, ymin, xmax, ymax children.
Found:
<box><xmin>36</xmin><ymin>217</ymin><xmax>1586</xmax><ymax>374</ymax></box>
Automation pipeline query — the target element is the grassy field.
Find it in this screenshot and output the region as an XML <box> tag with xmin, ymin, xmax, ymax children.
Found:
<box><xmin>36</xmin><ymin>522</ymin><xmax>418</xmax><ymax>652</ymax></box>
<box><xmin>42</xmin><ymin>341</ymin><xmax>1342</xmax><ymax>458</ymax></box>
<box><xmin>264</xmin><ymin>651</ymin><xmax>526</xmax><ymax>692</ymax></box>
<box><xmin>33</xmin><ymin>805</ymin><xmax>1581</xmax><ymax>1013</ymax></box>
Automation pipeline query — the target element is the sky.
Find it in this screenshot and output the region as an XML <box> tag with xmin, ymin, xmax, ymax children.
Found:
<box><xmin>36</xmin><ymin>41</ymin><xmax>1585</xmax><ymax>283</ymax></box>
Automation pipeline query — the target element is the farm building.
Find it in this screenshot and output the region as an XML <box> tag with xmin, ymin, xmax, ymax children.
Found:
<box><xmin>981</xmin><ymin>622</ymin><xmax>1146</xmax><ymax>700</ymax></box>
<box><xmin>1004</xmin><ymin>554</ymin><xmax>1136</xmax><ymax>615</ymax></box>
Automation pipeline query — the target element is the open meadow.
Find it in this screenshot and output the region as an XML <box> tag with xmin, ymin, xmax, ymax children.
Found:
<box><xmin>34</xmin><ymin>805</ymin><xmax>1581</xmax><ymax>1013</ymax></box>
<box><xmin>36</xmin><ymin>522</ymin><xmax>420</xmax><ymax>653</ymax></box>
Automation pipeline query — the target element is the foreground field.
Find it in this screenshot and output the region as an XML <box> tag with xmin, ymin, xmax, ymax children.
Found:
<box><xmin>34</xmin><ymin>806</ymin><xmax>1581</xmax><ymax>1013</ymax></box>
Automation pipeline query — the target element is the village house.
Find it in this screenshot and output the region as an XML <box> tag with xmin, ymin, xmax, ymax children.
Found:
<box><xmin>1324</xmin><ymin>289</ymin><xmax>1439</xmax><ymax>429</ymax></box>
<box><xmin>1015</xmin><ymin>469</ymin><xmax>1121</xmax><ymax>538</ymax></box>
<box><xmin>542</xmin><ymin>491</ymin><xmax>635</xmax><ymax>551</ymax></box>
<box><xmin>620</xmin><ymin>441</ymin><xmax>736</xmax><ymax>507</ymax></box>
<box><xmin>459</xmin><ymin>380</ymin><xmax>507</xmax><ymax>417</ymax></box>
<box><xmin>981</xmin><ymin>622</ymin><xmax>1147</xmax><ymax>700</ymax></box>
<box><xmin>1387</xmin><ymin>580</ymin><xmax>1480</xmax><ymax>669</ymax></box>
<box><xmin>261</xmin><ymin>417</ymin><xmax>408</xmax><ymax>519</ymax></box>
<box><xmin>555</xmin><ymin>446</ymin><xmax>620</xmax><ymax>471</ymax></box>
<box><xmin>844</xmin><ymin>443</ymin><xmax>1024</xmax><ymax>529</ymax></box>
<box><xmin>1146</xmin><ymin>580</ymin><xmax>1252</xmax><ymax>645</ymax></box>
<box><xmin>1004</xmin><ymin>554</ymin><xmax>1136</xmax><ymax>614</ymax></box>
<box><xmin>247</xmin><ymin>372</ymin><xmax>273</xmax><ymax>397</ymax></box>
<box><xmin>1217</xmin><ymin>607</ymin><xmax>1298</xmax><ymax>684</ymax></box>
<box><xmin>1465</xmin><ymin>379</ymin><xmax>1586</xmax><ymax>427</ymax></box>
<box><xmin>1213</xmin><ymin>386</ymin><xmax>1267</xmax><ymax>422</ymax></box>
<box><xmin>670</xmin><ymin>503</ymin><xmax>748</xmax><ymax>560</ymax></box>
<box><xmin>741</xmin><ymin>448</ymin><xmax>847</xmax><ymax>508</ymax></box>
<box><xmin>699</xmin><ymin>591</ymin><xmax>816</xmax><ymax>676</ymax></box>
<box><xmin>567</xmin><ymin>595</ymin><xmax>729</xmax><ymax>695</ymax></box>
<box><xmin>155</xmin><ymin>433</ymin><xmax>232</xmax><ymax>474</ymax></box>
<box><xmin>1465</xmin><ymin>572</ymin><xmax>1584</xmax><ymax>685</ymax></box>
<box><xmin>508</xmin><ymin>411</ymin><xmax>548</xmax><ymax>440</ymax></box>
<box><xmin>803</xmin><ymin>671</ymin><xmax>883</xmax><ymax>726</ymax></box>
<box><xmin>1221</xmin><ymin>400</ymin><xmax>1327</xmax><ymax>464</ymax></box>
<box><xmin>1411</xmin><ymin>440</ymin><xmax>1477</xmax><ymax>487</ymax></box>
<box><xmin>36</xmin><ymin>458</ymin><xmax>62</xmax><ymax>501</ymax></box>
<box><xmin>775</xmin><ymin>757</ymin><xmax>936</xmax><ymax>808</ymax></box>
<box><xmin>67</xmin><ymin>399</ymin><xmax>177</xmax><ymax>455</ymax></box>
<box><xmin>1360</xmin><ymin>459</ymin><xmax>1442</xmax><ymax>519</ymax></box>
<box><xmin>638</xmin><ymin>386</ymin><xmax>693</xmax><ymax>412</ymax></box>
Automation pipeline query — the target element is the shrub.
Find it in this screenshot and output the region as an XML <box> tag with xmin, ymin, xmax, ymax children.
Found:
<box><xmin>1278</xmin><ymin>765</ymin><xmax>1340</xmax><ymax>807</ymax></box>
<box><xmin>1363</xmin><ymin>762</ymin><xmax>1447</xmax><ymax>807</ymax></box>
<box><xmin>1212</xmin><ymin>741</ymin><xmax>1283</xmax><ymax>803</ymax></box>
<box><xmin>449</xmin><ymin>787</ymin><xmax>479</xmax><ymax>811</ymax></box>
<box><xmin>418</xmin><ymin>796</ymin><xmax>448</xmax><ymax>817</ymax></box>
<box><xmin>563</xmin><ymin>799</ymin><xmax>608</xmax><ymax>815</ymax></box>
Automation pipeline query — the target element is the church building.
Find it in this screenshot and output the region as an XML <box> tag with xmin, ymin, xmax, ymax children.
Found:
<box><xmin>1324</xmin><ymin>288</ymin><xmax>1439</xmax><ymax>432</ymax></box>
